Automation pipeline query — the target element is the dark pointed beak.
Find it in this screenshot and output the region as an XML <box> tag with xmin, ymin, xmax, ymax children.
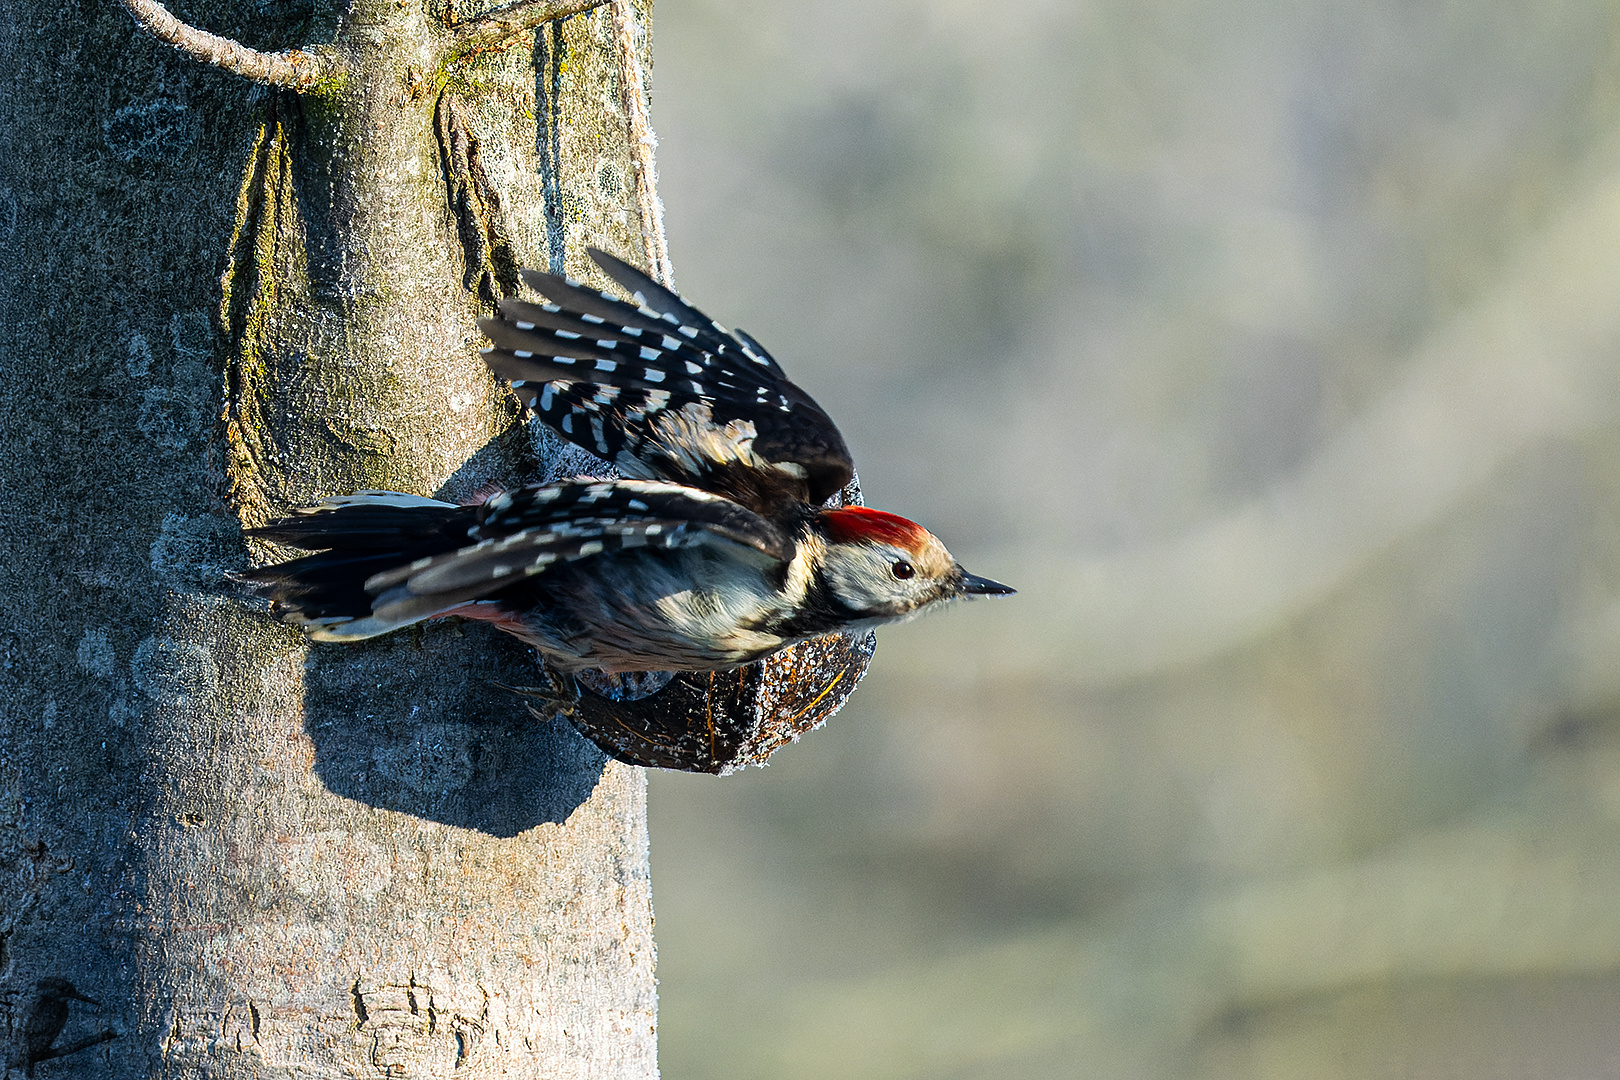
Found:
<box><xmin>68</xmin><ymin>989</ymin><xmax>102</xmax><ymax>1007</ymax></box>
<box><xmin>958</xmin><ymin>570</ymin><xmax>1016</xmax><ymax>597</ymax></box>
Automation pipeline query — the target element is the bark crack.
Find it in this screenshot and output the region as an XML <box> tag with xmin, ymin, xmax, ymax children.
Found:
<box><xmin>437</xmin><ymin>93</ymin><xmax>521</xmax><ymax>309</ymax></box>
<box><xmin>217</xmin><ymin>98</ymin><xmax>298</xmax><ymax>527</ymax></box>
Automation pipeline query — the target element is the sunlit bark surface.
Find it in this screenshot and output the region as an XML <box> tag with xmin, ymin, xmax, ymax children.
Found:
<box><xmin>0</xmin><ymin>1</ymin><xmax>658</xmax><ymax>1075</ymax></box>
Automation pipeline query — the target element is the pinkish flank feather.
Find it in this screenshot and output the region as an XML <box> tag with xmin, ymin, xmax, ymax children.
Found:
<box><xmin>821</xmin><ymin>506</ymin><xmax>930</xmax><ymax>550</ymax></box>
<box><xmin>461</xmin><ymin>483</ymin><xmax>508</xmax><ymax>507</ymax></box>
<box><xmin>439</xmin><ymin>601</ymin><xmax>528</xmax><ymax>632</ymax></box>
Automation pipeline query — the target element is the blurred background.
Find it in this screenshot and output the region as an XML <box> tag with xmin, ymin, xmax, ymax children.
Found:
<box><xmin>644</xmin><ymin>1</ymin><xmax>1620</xmax><ymax>1076</ymax></box>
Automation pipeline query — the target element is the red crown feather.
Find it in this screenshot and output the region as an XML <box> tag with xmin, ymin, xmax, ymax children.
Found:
<box><xmin>821</xmin><ymin>506</ymin><xmax>930</xmax><ymax>550</ymax></box>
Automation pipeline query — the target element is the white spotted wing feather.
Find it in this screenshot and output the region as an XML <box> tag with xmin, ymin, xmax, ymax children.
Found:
<box><xmin>479</xmin><ymin>249</ymin><xmax>856</xmax><ymax>512</ymax></box>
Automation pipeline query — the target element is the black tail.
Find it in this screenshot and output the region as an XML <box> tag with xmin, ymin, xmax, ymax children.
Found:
<box><xmin>234</xmin><ymin>493</ymin><xmax>479</xmax><ymax>637</ymax></box>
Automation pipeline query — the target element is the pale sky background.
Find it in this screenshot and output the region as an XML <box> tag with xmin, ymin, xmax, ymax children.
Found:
<box><xmin>643</xmin><ymin>2</ymin><xmax>1620</xmax><ymax>1076</ymax></box>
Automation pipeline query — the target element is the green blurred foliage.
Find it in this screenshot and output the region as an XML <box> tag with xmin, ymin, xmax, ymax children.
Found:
<box><xmin>646</xmin><ymin>1</ymin><xmax>1620</xmax><ymax>1076</ymax></box>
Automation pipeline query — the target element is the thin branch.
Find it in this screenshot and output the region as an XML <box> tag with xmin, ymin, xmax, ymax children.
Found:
<box><xmin>609</xmin><ymin>0</ymin><xmax>673</xmax><ymax>285</ymax></box>
<box><xmin>452</xmin><ymin>0</ymin><xmax>607</xmax><ymax>58</ymax></box>
<box><xmin>120</xmin><ymin>0</ymin><xmax>338</xmax><ymax>91</ymax></box>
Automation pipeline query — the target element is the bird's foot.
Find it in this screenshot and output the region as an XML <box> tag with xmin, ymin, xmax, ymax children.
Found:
<box><xmin>495</xmin><ymin>663</ymin><xmax>583</xmax><ymax>722</ymax></box>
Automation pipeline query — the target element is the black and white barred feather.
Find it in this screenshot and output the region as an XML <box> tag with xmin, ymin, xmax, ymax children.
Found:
<box><xmin>236</xmin><ymin>247</ymin><xmax>1012</xmax><ymax>674</ymax></box>
<box><xmin>240</xmin><ymin>480</ymin><xmax>791</xmax><ymax>642</ymax></box>
<box><xmin>480</xmin><ymin>249</ymin><xmax>854</xmax><ymax>515</ymax></box>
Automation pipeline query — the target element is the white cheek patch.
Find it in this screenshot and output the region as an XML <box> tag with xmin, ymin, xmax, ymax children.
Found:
<box><xmin>820</xmin><ymin>543</ymin><xmax>938</xmax><ymax>619</ymax></box>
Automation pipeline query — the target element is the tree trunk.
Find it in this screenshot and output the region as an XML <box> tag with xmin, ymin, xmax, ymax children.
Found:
<box><xmin>0</xmin><ymin>0</ymin><xmax>658</xmax><ymax>1075</ymax></box>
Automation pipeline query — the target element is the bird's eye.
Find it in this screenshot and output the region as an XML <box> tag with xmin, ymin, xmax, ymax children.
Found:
<box><xmin>891</xmin><ymin>560</ymin><xmax>915</xmax><ymax>580</ymax></box>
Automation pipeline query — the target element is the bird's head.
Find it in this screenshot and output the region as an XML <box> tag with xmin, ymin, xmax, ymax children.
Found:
<box><xmin>34</xmin><ymin>977</ymin><xmax>99</xmax><ymax>1006</ymax></box>
<box><xmin>817</xmin><ymin>506</ymin><xmax>1014</xmax><ymax>621</ymax></box>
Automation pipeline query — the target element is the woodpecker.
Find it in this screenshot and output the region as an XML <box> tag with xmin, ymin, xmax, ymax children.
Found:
<box><xmin>9</xmin><ymin>977</ymin><xmax>109</xmax><ymax>1077</ymax></box>
<box><xmin>238</xmin><ymin>249</ymin><xmax>1013</xmax><ymax>674</ymax></box>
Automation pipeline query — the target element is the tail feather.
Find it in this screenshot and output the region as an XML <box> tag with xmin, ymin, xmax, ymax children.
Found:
<box><xmin>247</xmin><ymin>492</ymin><xmax>474</xmax><ymax>550</ymax></box>
<box><xmin>235</xmin><ymin>493</ymin><xmax>481</xmax><ymax>636</ymax></box>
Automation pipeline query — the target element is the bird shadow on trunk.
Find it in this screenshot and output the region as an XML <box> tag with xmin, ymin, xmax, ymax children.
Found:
<box><xmin>286</xmin><ymin>431</ymin><xmax>611</xmax><ymax>837</ymax></box>
<box><xmin>299</xmin><ymin>622</ymin><xmax>608</xmax><ymax>838</ymax></box>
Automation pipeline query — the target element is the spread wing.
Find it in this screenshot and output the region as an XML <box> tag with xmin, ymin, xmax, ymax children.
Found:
<box><xmin>479</xmin><ymin>248</ymin><xmax>855</xmax><ymax>512</ymax></box>
<box><xmin>247</xmin><ymin>480</ymin><xmax>793</xmax><ymax>641</ymax></box>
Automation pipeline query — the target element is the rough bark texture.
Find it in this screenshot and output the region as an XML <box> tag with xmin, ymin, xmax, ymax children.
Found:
<box><xmin>0</xmin><ymin>0</ymin><xmax>658</xmax><ymax>1075</ymax></box>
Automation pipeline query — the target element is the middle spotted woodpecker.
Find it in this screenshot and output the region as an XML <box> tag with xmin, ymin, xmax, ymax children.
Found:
<box><xmin>237</xmin><ymin>249</ymin><xmax>1014</xmax><ymax>675</ymax></box>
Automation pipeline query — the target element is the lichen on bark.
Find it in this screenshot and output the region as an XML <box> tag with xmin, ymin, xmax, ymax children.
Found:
<box><xmin>0</xmin><ymin>0</ymin><xmax>659</xmax><ymax>1075</ymax></box>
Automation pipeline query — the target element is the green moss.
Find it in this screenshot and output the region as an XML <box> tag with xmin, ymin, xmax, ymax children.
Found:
<box><xmin>299</xmin><ymin>49</ymin><xmax>353</xmax><ymax>101</ymax></box>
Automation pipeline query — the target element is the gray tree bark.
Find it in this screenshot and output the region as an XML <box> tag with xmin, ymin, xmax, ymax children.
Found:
<box><xmin>0</xmin><ymin>0</ymin><xmax>659</xmax><ymax>1074</ymax></box>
